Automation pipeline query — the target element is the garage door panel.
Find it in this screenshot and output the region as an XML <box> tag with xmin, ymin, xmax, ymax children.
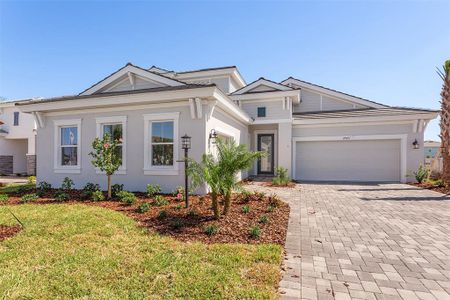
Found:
<box><xmin>295</xmin><ymin>140</ymin><xmax>400</xmax><ymax>182</ymax></box>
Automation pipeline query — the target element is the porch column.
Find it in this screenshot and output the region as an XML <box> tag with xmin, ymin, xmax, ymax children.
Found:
<box><xmin>277</xmin><ymin>122</ymin><xmax>292</xmax><ymax>177</ymax></box>
<box><xmin>26</xmin><ymin>134</ymin><xmax>36</xmax><ymax>175</ymax></box>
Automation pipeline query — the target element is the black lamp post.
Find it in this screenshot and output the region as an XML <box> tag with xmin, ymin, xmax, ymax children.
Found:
<box><xmin>181</xmin><ymin>134</ymin><xmax>191</xmax><ymax>208</ymax></box>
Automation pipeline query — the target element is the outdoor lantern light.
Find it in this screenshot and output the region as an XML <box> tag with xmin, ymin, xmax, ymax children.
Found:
<box><xmin>412</xmin><ymin>139</ymin><xmax>419</xmax><ymax>149</ymax></box>
<box><xmin>180</xmin><ymin>134</ymin><xmax>191</xmax><ymax>208</ymax></box>
<box><xmin>209</xmin><ymin>129</ymin><xmax>218</xmax><ymax>145</ymax></box>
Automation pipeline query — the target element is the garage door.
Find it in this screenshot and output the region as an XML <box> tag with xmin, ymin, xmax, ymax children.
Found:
<box><xmin>295</xmin><ymin>139</ymin><xmax>401</xmax><ymax>182</ymax></box>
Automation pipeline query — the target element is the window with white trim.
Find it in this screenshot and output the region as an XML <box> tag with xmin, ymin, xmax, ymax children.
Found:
<box><xmin>143</xmin><ymin>112</ymin><xmax>179</xmax><ymax>175</ymax></box>
<box><xmin>54</xmin><ymin>119</ymin><xmax>81</xmax><ymax>173</ymax></box>
<box><xmin>96</xmin><ymin>116</ymin><xmax>127</xmax><ymax>174</ymax></box>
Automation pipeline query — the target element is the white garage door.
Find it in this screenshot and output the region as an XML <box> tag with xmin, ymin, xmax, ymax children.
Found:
<box><xmin>295</xmin><ymin>139</ymin><xmax>401</xmax><ymax>182</ymax></box>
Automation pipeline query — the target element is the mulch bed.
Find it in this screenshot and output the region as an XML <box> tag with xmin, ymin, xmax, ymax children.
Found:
<box><xmin>410</xmin><ymin>182</ymin><xmax>450</xmax><ymax>194</ymax></box>
<box><xmin>1</xmin><ymin>189</ymin><xmax>290</xmax><ymax>245</ymax></box>
<box><xmin>0</xmin><ymin>224</ymin><xmax>22</xmax><ymax>241</ymax></box>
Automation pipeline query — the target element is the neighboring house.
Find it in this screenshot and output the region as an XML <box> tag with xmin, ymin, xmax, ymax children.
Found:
<box><xmin>17</xmin><ymin>63</ymin><xmax>438</xmax><ymax>192</ymax></box>
<box><xmin>424</xmin><ymin>140</ymin><xmax>440</xmax><ymax>164</ymax></box>
<box><xmin>0</xmin><ymin>100</ymin><xmax>37</xmax><ymax>175</ymax></box>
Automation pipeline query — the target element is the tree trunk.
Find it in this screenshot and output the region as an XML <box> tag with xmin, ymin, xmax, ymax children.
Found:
<box><xmin>440</xmin><ymin>71</ymin><xmax>450</xmax><ymax>182</ymax></box>
<box><xmin>223</xmin><ymin>191</ymin><xmax>231</xmax><ymax>215</ymax></box>
<box><xmin>107</xmin><ymin>175</ymin><xmax>112</xmax><ymax>199</ymax></box>
<box><xmin>211</xmin><ymin>191</ymin><xmax>220</xmax><ymax>219</ymax></box>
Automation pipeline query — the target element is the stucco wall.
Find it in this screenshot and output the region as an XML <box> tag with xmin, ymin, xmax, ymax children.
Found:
<box><xmin>293</xmin><ymin>89</ymin><xmax>367</xmax><ymax>113</ymax></box>
<box><xmin>241</xmin><ymin>99</ymin><xmax>291</xmax><ymax>120</ymax></box>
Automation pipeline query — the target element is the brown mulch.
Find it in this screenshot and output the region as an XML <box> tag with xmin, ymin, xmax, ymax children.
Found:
<box><xmin>410</xmin><ymin>182</ymin><xmax>450</xmax><ymax>194</ymax></box>
<box><xmin>0</xmin><ymin>225</ymin><xmax>22</xmax><ymax>241</ymax></box>
<box><xmin>1</xmin><ymin>189</ymin><xmax>290</xmax><ymax>245</ymax></box>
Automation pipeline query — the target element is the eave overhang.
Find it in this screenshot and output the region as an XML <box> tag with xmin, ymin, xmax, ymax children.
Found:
<box><xmin>229</xmin><ymin>90</ymin><xmax>301</xmax><ymax>103</ymax></box>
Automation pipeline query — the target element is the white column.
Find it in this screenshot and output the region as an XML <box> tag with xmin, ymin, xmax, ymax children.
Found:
<box><xmin>277</xmin><ymin>122</ymin><xmax>292</xmax><ymax>177</ymax></box>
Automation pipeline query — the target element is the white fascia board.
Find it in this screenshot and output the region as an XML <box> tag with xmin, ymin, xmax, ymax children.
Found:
<box><xmin>230</xmin><ymin>90</ymin><xmax>301</xmax><ymax>103</ymax></box>
<box><xmin>80</xmin><ymin>65</ymin><xmax>185</xmax><ymax>96</ymax></box>
<box><xmin>212</xmin><ymin>88</ymin><xmax>252</xmax><ymax>124</ymax></box>
<box><xmin>232</xmin><ymin>78</ymin><xmax>292</xmax><ymax>95</ymax></box>
<box><xmin>282</xmin><ymin>78</ymin><xmax>386</xmax><ymax>108</ymax></box>
<box><xmin>293</xmin><ymin>112</ymin><xmax>439</xmax><ymax>125</ymax></box>
<box><xmin>19</xmin><ymin>86</ymin><xmax>217</xmax><ymax>113</ymax></box>
<box><xmin>175</xmin><ymin>67</ymin><xmax>246</xmax><ymax>87</ymax></box>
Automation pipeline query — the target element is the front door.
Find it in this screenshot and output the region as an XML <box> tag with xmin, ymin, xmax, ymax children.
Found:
<box><xmin>257</xmin><ymin>134</ymin><xmax>274</xmax><ymax>175</ymax></box>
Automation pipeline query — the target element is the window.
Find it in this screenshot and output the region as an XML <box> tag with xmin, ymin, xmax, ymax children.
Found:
<box><xmin>96</xmin><ymin>116</ymin><xmax>127</xmax><ymax>174</ymax></box>
<box><xmin>143</xmin><ymin>112</ymin><xmax>179</xmax><ymax>175</ymax></box>
<box><xmin>257</xmin><ymin>107</ymin><xmax>266</xmax><ymax>117</ymax></box>
<box><xmin>54</xmin><ymin>119</ymin><xmax>81</xmax><ymax>173</ymax></box>
<box><xmin>13</xmin><ymin>112</ymin><xmax>19</xmax><ymax>126</ymax></box>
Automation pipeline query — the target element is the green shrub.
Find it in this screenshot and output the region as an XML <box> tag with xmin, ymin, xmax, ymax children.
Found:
<box><xmin>272</xmin><ymin>167</ymin><xmax>290</xmax><ymax>186</ymax></box>
<box><xmin>117</xmin><ymin>191</ymin><xmax>136</xmax><ymax>205</ymax></box>
<box><xmin>37</xmin><ymin>181</ymin><xmax>52</xmax><ymax>191</ymax></box>
<box><xmin>92</xmin><ymin>190</ymin><xmax>105</xmax><ymax>201</ymax></box>
<box><xmin>259</xmin><ymin>215</ymin><xmax>269</xmax><ymax>224</ymax></box>
<box><xmin>175</xmin><ymin>204</ymin><xmax>183</xmax><ymax>210</ymax></box>
<box><xmin>242</xmin><ymin>205</ymin><xmax>250</xmax><ymax>214</ymax></box>
<box><xmin>268</xmin><ymin>194</ymin><xmax>283</xmax><ymax>208</ymax></box>
<box><xmin>414</xmin><ymin>165</ymin><xmax>429</xmax><ymax>184</ymax></box>
<box><xmin>153</xmin><ymin>195</ymin><xmax>169</xmax><ymax>206</ymax></box>
<box><xmin>137</xmin><ymin>202</ymin><xmax>151</xmax><ymax>213</ymax></box>
<box><xmin>21</xmin><ymin>193</ymin><xmax>39</xmax><ymax>203</ymax></box>
<box><xmin>157</xmin><ymin>210</ymin><xmax>168</xmax><ymax>219</ymax></box>
<box><xmin>0</xmin><ymin>194</ymin><xmax>9</xmax><ymax>202</ymax></box>
<box><xmin>83</xmin><ymin>182</ymin><xmax>100</xmax><ymax>192</ymax></box>
<box><xmin>241</xmin><ymin>189</ymin><xmax>253</xmax><ymax>202</ymax></box>
<box><xmin>266</xmin><ymin>205</ymin><xmax>275</xmax><ymax>213</ymax></box>
<box><xmin>54</xmin><ymin>191</ymin><xmax>69</xmax><ymax>202</ymax></box>
<box><xmin>249</xmin><ymin>225</ymin><xmax>261</xmax><ymax>239</ymax></box>
<box><xmin>111</xmin><ymin>184</ymin><xmax>124</xmax><ymax>197</ymax></box>
<box><xmin>146</xmin><ymin>184</ymin><xmax>161</xmax><ymax>197</ymax></box>
<box><xmin>204</xmin><ymin>224</ymin><xmax>219</xmax><ymax>236</ymax></box>
<box><xmin>80</xmin><ymin>190</ymin><xmax>93</xmax><ymax>201</ymax></box>
<box><xmin>28</xmin><ymin>176</ymin><xmax>36</xmax><ymax>185</ymax></box>
<box><xmin>61</xmin><ymin>177</ymin><xmax>74</xmax><ymax>190</ymax></box>
<box><xmin>435</xmin><ymin>179</ymin><xmax>446</xmax><ymax>188</ymax></box>
<box><xmin>254</xmin><ymin>191</ymin><xmax>265</xmax><ymax>201</ymax></box>
<box><xmin>170</xmin><ymin>218</ymin><xmax>184</xmax><ymax>230</ymax></box>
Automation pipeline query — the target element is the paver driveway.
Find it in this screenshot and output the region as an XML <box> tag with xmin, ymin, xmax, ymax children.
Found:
<box><xmin>246</xmin><ymin>182</ymin><xmax>450</xmax><ymax>300</ymax></box>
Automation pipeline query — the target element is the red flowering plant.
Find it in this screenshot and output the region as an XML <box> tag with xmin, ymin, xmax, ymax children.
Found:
<box><xmin>89</xmin><ymin>133</ymin><xmax>122</xmax><ymax>199</ymax></box>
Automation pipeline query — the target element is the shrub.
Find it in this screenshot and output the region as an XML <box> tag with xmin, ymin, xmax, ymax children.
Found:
<box><xmin>37</xmin><ymin>181</ymin><xmax>52</xmax><ymax>191</ymax></box>
<box><xmin>435</xmin><ymin>179</ymin><xmax>446</xmax><ymax>188</ymax></box>
<box><xmin>92</xmin><ymin>190</ymin><xmax>105</xmax><ymax>201</ymax></box>
<box><xmin>414</xmin><ymin>165</ymin><xmax>429</xmax><ymax>184</ymax></box>
<box><xmin>117</xmin><ymin>191</ymin><xmax>136</xmax><ymax>205</ymax></box>
<box><xmin>242</xmin><ymin>205</ymin><xmax>250</xmax><ymax>214</ymax></box>
<box><xmin>241</xmin><ymin>189</ymin><xmax>253</xmax><ymax>202</ymax></box>
<box><xmin>259</xmin><ymin>215</ymin><xmax>269</xmax><ymax>224</ymax></box>
<box><xmin>175</xmin><ymin>204</ymin><xmax>183</xmax><ymax>210</ymax></box>
<box><xmin>111</xmin><ymin>184</ymin><xmax>124</xmax><ymax>198</ymax></box>
<box><xmin>61</xmin><ymin>177</ymin><xmax>74</xmax><ymax>190</ymax></box>
<box><xmin>21</xmin><ymin>193</ymin><xmax>39</xmax><ymax>203</ymax></box>
<box><xmin>204</xmin><ymin>224</ymin><xmax>219</xmax><ymax>236</ymax></box>
<box><xmin>157</xmin><ymin>210</ymin><xmax>168</xmax><ymax>219</ymax></box>
<box><xmin>146</xmin><ymin>184</ymin><xmax>161</xmax><ymax>197</ymax></box>
<box><xmin>80</xmin><ymin>190</ymin><xmax>93</xmax><ymax>201</ymax></box>
<box><xmin>0</xmin><ymin>194</ymin><xmax>9</xmax><ymax>202</ymax></box>
<box><xmin>28</xmin><ymin>176</ymin><xmax>36</xmax><ymax>185</ymax></box>
<box><xmin>272</xmin><ymin>167</ymin><xmax>290</xmax><ymax>186</ymax></box>
<box><xmin>268</xmin><ymin>194</ymin><xmax>283</xmax><ymax>208</ymax></box>
<box><xmin>83</xmin><ymin>182</ymin><xmax>100</xmax><ymax>192</ymax></box>
<box><xmin>54</xmin><ymin>191</ymin><xmax>69</xmax><ymax>202</ymax></box>
<box><xmin>137</xmin><ymin>202</ymin><xmax>151</xmax><ymax>213</ymax></box>
<box><xmin>266</xmin><ymin>205</ymin><xmax>275</xmax><ymax>213</ymax></box>
<box><xmin>254</xmin><ymin>191</ymin><xmax>265</xmax><ymax>201</ymax></box>
<box><xmin>153</xmin><ymin>195</ymin><xmax>169</xmax><ymax>206</ymax></box>
<box><xmin>249</xmin><ymin>225</ymin><xmax>261</xmax><ymax>239</ymax></box>
<box><xmin>170</xmin><ymin>218</ymin><xmax>184</xmax><ymax>230</ymax></box>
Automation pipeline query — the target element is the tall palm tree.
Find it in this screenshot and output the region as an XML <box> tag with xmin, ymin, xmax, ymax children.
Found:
<box><xmin>438</xmin><ymin>60</ymin><xmax>450</xmax><ymax>181</ymax></box>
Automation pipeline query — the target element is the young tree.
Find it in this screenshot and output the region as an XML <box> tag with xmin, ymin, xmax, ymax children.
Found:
<box><xmin>438</xmin><ymin>60</ymin><xmax>450</xmax><ymax>182</ymax></box>
<box><xmin>89</xmin><ymin>133</ymin><xmax>122</xmax><ymax>199</ymax></box>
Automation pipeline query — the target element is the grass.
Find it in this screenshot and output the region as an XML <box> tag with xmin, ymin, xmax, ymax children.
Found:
<box><xmin>0</xmin><ymin>183</ymin><xmax>35</xmax><ymax>194</ymax></box>
<box><xmin>0</xmin><ymin>204</ymin><xmax>282</xmax><ymax>299</ymax></box>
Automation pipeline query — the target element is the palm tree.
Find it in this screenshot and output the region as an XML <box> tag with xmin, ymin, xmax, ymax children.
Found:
<box><xmin>438</xmin><ymin>60</ymin><xmax>450</xmax><ymax>182</ymax></box>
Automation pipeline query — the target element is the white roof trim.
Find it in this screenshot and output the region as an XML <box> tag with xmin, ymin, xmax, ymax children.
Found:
<box><xmin>232</xmin><ymin>78</ymin><xmax>292</xmax><ymax>95</ymax></box>
<box><xmin>230</xmin><ymin>89</ymin><xmax>301</xmax><ymax>103</ymax></box>
<box><xmin>212</xmin><ymin>89</ymin><xmax>252</xmax><ymax>124</ymax></box>
<box><xmin>175</xmin><ymin>68</ymin><xmax>246</xmax><ymax>88</ymax></box>
<box><xmin>281</xmin><ymin>77</ymin><xmax>386</xmax><ymax>109</ymax></box>
<box><xmin>80</xmin><ymin>64</ymin><xmax>185</xmax><ymax>96</ymax></box>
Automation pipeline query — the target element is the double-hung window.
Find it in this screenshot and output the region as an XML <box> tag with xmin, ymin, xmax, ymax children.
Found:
<box><xmin>54</xmin><ymin>119</ymin><xmax>81</xmax><ymax>173</ymax></box>
<box><xmin>13</xmin><ymin>112</ymin><xmax>19</xmax><ymax>126</ymax></box>
<box><xmin>96</xmin><ymin>116</ymin><xmax>127</xmax><ymax>174</ymax></box>
<box><xmin>143</xmin><ymin>112</ymin><xmax>179</xmax><ymax>175</ymax></box>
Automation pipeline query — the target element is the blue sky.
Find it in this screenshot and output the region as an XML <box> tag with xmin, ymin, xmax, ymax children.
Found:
<box><xmin>1</xmin><ymin>0</ymin><xmax>449</xmax><ymax>140</ymax></box>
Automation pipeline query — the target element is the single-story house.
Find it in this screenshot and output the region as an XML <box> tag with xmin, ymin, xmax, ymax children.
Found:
<box><xmin>17</xmin><ymin>63</ymin><xmax>438</xmax><ymax>192</ymax></box>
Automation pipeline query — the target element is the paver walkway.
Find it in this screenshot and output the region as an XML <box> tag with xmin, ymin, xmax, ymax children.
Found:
<box><xmin>245</xmin><ymin>182</ymin><xmax>450</xmax><ymax>300</ymax></box>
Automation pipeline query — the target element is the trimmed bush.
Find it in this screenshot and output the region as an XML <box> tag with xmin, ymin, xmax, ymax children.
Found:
<box><xmin>61</xmin><ymin>177</ymin><xmax>74</xmax><ymax>190</ymax></box>
<box><xmin>153</xmin><ymin>195</ymin><xmax>169</xmax><ymax>206</ymax></box>
<box><xmin>83</xmin><ymin>182</ymin><xmax>100</xmax><ymax>192</ymax></box>
<box><xmin>111</xmin><ymin>184</ymin><xmax>124</xmax><ymax>198</ymax></box>
<box><xmin>0</xmin><ymin>194</ymin><xmax>9</xmax><ymax>202</ymax></box>
<box><xmin>249</xmin><ymin>225</ymin><xmax>261</xmax><ymax>239</ymax></box>
<box><xmin>117</xmin><ymin>191</ymin><xmax>136</xmax><ymax>205</ymax></box>
<box><xmin>203</xmin><ymin>224</ymin><xmax>219</xmax><ymax>236</ymax></box>
<box><xmin>21</xmin><ymin>193</ymin><xmax>39</xmax><ymax>203</ymax></box>
<box><xmin>137</xmin><ymin>202</ymin><xmax>151</xmax><ymax>213</ymax></box>
<box><xmin>157</xmin><ymin>210</ymin><xmax>168</xmax><ymax>219</ymax></box>
<box><xmin>146</xmin><ymin>184</ymin><xmax>161</xmax><ymax>197</ymax></box>
<box><xmin>54</xmin><ymin>191</ymin><xmax>69</xmax><ymax>202</ymax></box>
<box><xmin>92</xmin><ymin>190</ymin><xmax>105</xmax><ymax>201</ymax></box>
<box><xmin>37</xmin><ymin>181</ymin><xmax>52</xmax><ymax>192</ymax></box>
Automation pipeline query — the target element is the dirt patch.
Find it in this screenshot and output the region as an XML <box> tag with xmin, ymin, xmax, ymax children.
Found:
<box><xmin>1</xmin><ymin>190</ymin><xmax>290</xmax><ymax>245</ymax></box>
<box><xmin>410</xmin><ymin>182</ymin><xmax>450</xmax><ymax>194</ymax></box>
<box><xmin>0</xmin><ymin>224</ymin><xmax>22</xmax><ymax>241</ymax></box>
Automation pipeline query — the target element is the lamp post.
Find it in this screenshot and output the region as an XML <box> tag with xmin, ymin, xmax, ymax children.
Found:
<box><xmin>181</xmin><ymin>134</ymin><xmax>191</xmax><ymax>208</ymax></box>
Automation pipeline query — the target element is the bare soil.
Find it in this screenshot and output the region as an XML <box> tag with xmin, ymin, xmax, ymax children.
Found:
<box><xmin>0</xmin><ymin>224</ymin><xmax>22</xmax><ymax>241</ymax></box>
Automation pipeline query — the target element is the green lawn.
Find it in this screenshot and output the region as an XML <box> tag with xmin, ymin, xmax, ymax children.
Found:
<box><xmin>0</xmin><ymin>204</ymin><xmax>282</xmax><ymax>299</ymax></box>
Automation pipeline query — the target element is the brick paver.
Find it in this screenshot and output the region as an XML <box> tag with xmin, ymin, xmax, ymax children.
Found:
<box><xmin>245</xmin><ymin>182</ymin><xmax>450</xmax><ymax>300</ymax></box>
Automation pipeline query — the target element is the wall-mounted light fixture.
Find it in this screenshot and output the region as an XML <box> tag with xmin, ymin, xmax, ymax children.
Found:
<box><xmin>412</xmin><ymin>139</ymin><xmax>419</xmax><ymax>149</ymax></box>
<box><xmin>209</xmin><ymin>129</ymin><xmax>218</xmax><ymax>145</ymax></box>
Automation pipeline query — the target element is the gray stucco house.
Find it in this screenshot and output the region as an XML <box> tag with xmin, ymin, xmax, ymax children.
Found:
<box><xmin>17</xmin><ymin>63</ymin><xmax>438</xmax><ymax>192</ymax></box>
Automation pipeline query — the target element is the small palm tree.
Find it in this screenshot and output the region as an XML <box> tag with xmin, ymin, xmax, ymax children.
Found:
<box><xmin>438</xmin><ymin>60</ymin><xmax>450</xmax><ymax>182</ymax></box>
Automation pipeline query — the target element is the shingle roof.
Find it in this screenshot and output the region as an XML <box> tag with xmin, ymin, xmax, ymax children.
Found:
<box><xmin>17</xmin><ymin>84</ymin><xmax>216</xmax><ymax>106</ymax></box>
<box><xmin>294</xmin><ymin>107</ymin><xmax>439</xmax><ymax>120</ymax></box>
